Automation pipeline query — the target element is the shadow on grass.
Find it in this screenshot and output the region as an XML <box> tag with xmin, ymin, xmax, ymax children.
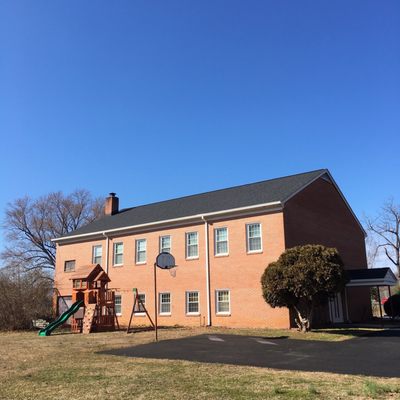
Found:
<box><xmin>315</xmin><ymin>328</ymin><xmax>400</xmax><ymax>339</ymax></box>
<box><xmin>315</xmin><ymin>329</ymin><xmax>373</xmax><ymax>338</ymax></box>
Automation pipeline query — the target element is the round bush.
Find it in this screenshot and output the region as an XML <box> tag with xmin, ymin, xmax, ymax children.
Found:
<box><xmin>383</xmin><ymin>294</ymin><xmax>400</xmax><ymax>318</ymax></box>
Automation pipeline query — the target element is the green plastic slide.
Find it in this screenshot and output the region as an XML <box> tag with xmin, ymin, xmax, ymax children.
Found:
<box><xmin>38</xmin><ymin>300</ymin><xmax>83</xmax><ymax>336</ymax></box>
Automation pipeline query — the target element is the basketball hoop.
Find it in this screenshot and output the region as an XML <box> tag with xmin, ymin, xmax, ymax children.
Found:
<box><xmin>155</xmin><ymin>252</ymin><xmax>176</xmax><ymax>270</ymax></box>
<box><xmin>153</xmin><ymin>252</ymin><xmax>176</xmax><ymax>342</ymax></box>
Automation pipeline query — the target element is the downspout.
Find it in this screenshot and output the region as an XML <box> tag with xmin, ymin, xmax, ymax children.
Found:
<box><xmin>201</xmin><ymin>216</ymin><xmax>211</xmax><ymax>326</ymax></box>
<box><xmin>103</xmin><ymin>232</ymin><xmax>110</xmax><ymax>287</ymax></box>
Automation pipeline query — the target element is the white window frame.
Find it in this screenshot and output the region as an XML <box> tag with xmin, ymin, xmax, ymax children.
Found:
<box><xmin>159</xmin><ymin>235</ymin><xmax>171</xmax><ymax>253</ymax></box>
<box><xmin>186</xmin><ymin>231</ymin><xmax>199</xmax><ymax>259</ymax></box>
<box><xmin>246</xmin><ymin>223</ymin><xmax>263</xmax><ymax>253</ymax></box>
<box><xmin>113</xmin><ymin>242</ymin><xmax>124</xmax><ymax>266</ymax></box>
<box><xmin>64</xmin><ymin>260</ymin><xmax>75</xmax><ymax>272</ymax></box>
<box><xmin>215</xmin><ymin>289</ymin><xmax>231</xmax><ymax>315</ymax></box>
<box><xmin>115</xmin><ymin>294</ymin><xmax>122</xmax><ymax>316</ymax></box>
<box><xmin>134</xmin><ymin>293</ymin><xmax>146</xmax><ymax>316</ymax></box>
<box><xmin>214</xmin><ymin>227</ymin><xmax>229</xmax><ymax>256</ymax></box>
<box><xmin>135</xmin><ymin>239</ymin><xmax>147</xmax><ymax>264</ymax></box>
<box><xmin>159</xmin><ymin>292</ymin><xmax>171</xmax><ymax>315</ymax></box>
<box><xmin>92</xmin><ymin>245</ymin><xmax>102</xmax><ymax>265</ymax></box>
<box><xmin>186</xmin><ymin>291</ymin><xmax>200</xmax><ymax>315</ymax></box>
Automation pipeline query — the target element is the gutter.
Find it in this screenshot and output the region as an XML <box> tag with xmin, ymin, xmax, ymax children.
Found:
<box><xmin>52</xmin><ymin>201</ymin><xmax>282</xmax><ymax>243</ymax></box>
<box><xmin>102</xmin><ymin>232</ymin><xmax>109</xmax><ymax>277</ymax></box>
<box><xmin>201</xmin><ymin>216</ymin><xmax>211</xmax><ymax>326</ymax></box>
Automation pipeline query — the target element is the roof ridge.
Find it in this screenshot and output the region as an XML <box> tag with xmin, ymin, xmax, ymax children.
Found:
<box><xmin>120</xmin><ymin>168</ymin><xmax>327</xmax><ymax>212</ymax></box>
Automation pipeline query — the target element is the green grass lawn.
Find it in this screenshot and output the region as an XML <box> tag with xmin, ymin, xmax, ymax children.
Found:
<box><xmin>0</xmin><ymin>327</ymin><xmax>399</xmax><ymax>400</ymax></box>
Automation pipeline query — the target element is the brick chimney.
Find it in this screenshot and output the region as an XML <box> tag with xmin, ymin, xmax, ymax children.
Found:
<box><xmin>105</xmin><ymin>192</ymin><xmax>119</xmax><ymax>216</ymax></box>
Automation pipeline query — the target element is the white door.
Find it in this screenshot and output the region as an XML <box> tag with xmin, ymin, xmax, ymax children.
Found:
<box><xmin>329</xmin><ymin>292</ymin><xmax>344</xmax><ymax>323</ymax></box>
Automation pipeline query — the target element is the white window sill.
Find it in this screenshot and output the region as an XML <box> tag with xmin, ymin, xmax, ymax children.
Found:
<box><xmin>113</xmin><ymin>264</ymin><xmax>123</xmax><ymax>267</ymax></box>
<box><xmin>186</xmin><ymin>313</ymin><xmax>200</xmax><ymax>316</ymax></box>
<box><xmin>116</xmin><ymin>313</ymin><xmax>122</xmax><ymax>317</ymax></box>
<box><xmin>159</xmin><ymin>313</ymin><xmax>171</xmax><ymax>316</ymax></box>
<box><xmin>216</xmin><ymin>312</ymin><xmax>231</xmax><ymax>316</ymax></box>
<box><xmin>135</xmin><ymin>262</ymin><xmax>147</xmax><ymax>265</ymax></box>
<box><xmin>247</xmin><ymin>250</ymin><xmax>263</xmax><ymax>255</ymax></box>
<box><xmin>134</xmin><ymin>312</ymin><xmax>146</xmax><ymax>316</ymax></box>
<box><xmin>215</xmin><ymin>253</ymin><xmax>229</xmax><ymax>257</ymax></box>
<box><xmin>186</xmin><ymin>257</ymin><xmax>199</xmax><ymax>260</ymax></box>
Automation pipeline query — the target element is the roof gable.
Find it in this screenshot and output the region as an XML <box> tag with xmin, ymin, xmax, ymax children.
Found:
<box><xmin>71</xmin><ymin>264</ymin><xmax>110</xmax><ymax>282</ymax></box>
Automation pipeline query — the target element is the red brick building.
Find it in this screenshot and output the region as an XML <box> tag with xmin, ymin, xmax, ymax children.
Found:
<box><xmin>53</xmin><ymin>169</ymin><xmax>373</xmax><ymax>328</ymax></box>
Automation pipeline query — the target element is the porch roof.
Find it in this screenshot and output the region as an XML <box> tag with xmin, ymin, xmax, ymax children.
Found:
<box><xmin>346</xmin><ymin>267</ymin><xmax>397</xmax><ymax>287</ymax></box>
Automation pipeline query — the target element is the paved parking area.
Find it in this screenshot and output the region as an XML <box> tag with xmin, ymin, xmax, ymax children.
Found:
<box><xmin>102</xmin><ymin>329</ymin><xmax>400</xmax><ymax>377</ymax></box>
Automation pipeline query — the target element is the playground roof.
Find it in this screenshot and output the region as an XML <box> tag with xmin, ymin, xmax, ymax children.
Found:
<box><xmin>70</xmin><ymin>264</ymin><xmax>110</xmax><ymax>282</ymax></box>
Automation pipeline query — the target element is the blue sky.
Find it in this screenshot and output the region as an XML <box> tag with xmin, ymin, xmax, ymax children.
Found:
<box><xmin>0</xmin><ymin>1</ymin><xmax>399</xmax><ymax>249</ymax></box>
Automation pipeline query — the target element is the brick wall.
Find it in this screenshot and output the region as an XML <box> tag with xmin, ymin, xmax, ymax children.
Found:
<box><xmin>283</xmin><ymin>176</ymin><xmax>372</xmax><ymax>323</ymax></box>
<box><xmin>55</xmin><ymin>211</ymin><xmax>290</xmax><ymax>328</ymax></box>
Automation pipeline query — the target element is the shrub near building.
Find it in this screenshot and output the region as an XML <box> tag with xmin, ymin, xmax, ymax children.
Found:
<box><xmin>261</xmin><ymin>244</ymin><xmax>347</xmax><ymax>332</ymax></box>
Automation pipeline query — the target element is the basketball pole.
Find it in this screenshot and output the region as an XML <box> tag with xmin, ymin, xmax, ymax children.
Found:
<box><xmin>153</xmin><ymin>263</ymin><xmax>158</xmax><ymax>342</ymax></box>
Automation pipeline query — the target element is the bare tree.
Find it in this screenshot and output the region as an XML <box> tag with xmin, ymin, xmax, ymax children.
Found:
<box><xmin>365</xmin><ymin>198</ymin><xmax>400</xmax><ymax>277</ymax></box>
<box><xmin>1</xmin><ymin>190</ymin><xmax>103</xmax><ymax>279</ymax></box>
<box><xmin>0</xmin><ymin>267</ymin><xmax>53</xmax><ymax>330</ymax></box>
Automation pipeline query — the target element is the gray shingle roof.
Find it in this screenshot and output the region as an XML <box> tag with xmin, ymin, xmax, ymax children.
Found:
<box><xmin>59</xmin><ymin>169</ymin><xmax>326</xmax><ymax>239</ymax></box>
<box><xmin>346</xmin><ymin>268</ymin><xmax>392</xmax><ymax>281</ymax></box>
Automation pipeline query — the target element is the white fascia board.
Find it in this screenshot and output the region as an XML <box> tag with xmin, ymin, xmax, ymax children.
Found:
<box><xmin>52</xmin><ymin>201</ymin><xmax>282</xmax><ymax>244</ymax></box>
<box><xmin>281</xmin><ymin>169</ymin><xmax>367</xmax><ymax>237</ymax></box>
<box><xmin>347</xmin><ymin>278</ymin><xmax>398</xmax><ymax>287</ymax></box>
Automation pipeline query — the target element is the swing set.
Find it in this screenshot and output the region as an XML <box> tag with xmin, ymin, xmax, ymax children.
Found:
<box><xmin>126</xmin><ymin>252</ymin><xmax>176</xmax><ymax>341</ymax></box>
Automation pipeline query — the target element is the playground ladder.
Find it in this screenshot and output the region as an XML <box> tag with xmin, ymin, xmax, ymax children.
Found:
<box><xmin>82</xmin><ymin>304</ymin><xmax>96</xmax><ymax>334</ymax></box>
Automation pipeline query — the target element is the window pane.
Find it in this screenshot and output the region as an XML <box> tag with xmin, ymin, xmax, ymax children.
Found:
<box><xmin>160</xmin><ymin>293</ymin><xmax>171</xmax><ymax>314</ymax></box>
<box><xmin>216</xmin><ymin>228</ymin><xmax>227</xmax><ymax>241</ymax></box>
<box><xmin>115</xmin><ymin>295</ymin><xmax>122</xmax><ymax>314</ymax></box>
<box><xmin>136</xmin><ymin>240</ymin><xmax>146</xmax><ymax>263</ymax></box>
<box><xmin>114</xmin><ymin>243</ymin><xmax>123</xmax><ymax>265</ymax></box>
<box><xmin>248</xmin><ymin>224</ymin><xmax>260</xmax><ymax>238</ymax></box>
<box><xmin>64</xmin><ymin>260</ymin><xmax>75</xmax><ymax>272</ymax></box>
<box><xmin>187</xmin><ymin>291</ymin><xmax>199</xmax><ymax>313</ymax></box>
<box><xmin>216</xmin><ymin>241</ymin><xmax>228</xmax><ymax>254</ymax></box>
<box><xmin>247</xmin><ymin>224</ymin><xmax>261</xmax><ymax>251</ymax></box>
<box><xmin>249</xmin><ymin>237</ymin><xmax>261</xmax><ymax>251</ymax></box>
<box><xmin>93</xmin><ymin>246</ymin><xmax>102</xmax><ymax>265</ymax></box>
<box><xmin>217</xmin><ymin>290</ymin><xmax>230</xmax><ymax>313</ymax></box>
<box><xmin>215</xmin><ymin>228</ymin><xmax>228</xmax><ymax>255</ymax></box>
<box><xmin>186</xmin><ymin>232</ymin><xmax>198</xmax><ymax>257</ymax></box>
<box><xmin>160</xmin><ymin>236</ymin><xmax>171</xmax><ymax>253</ymax></box>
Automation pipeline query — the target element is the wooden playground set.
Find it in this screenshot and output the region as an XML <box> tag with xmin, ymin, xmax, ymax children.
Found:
<box><xmin>39</xmin><ymin>253</ymin><xmax>174</xmax><ymax>337</ymax></box>
<box><xmin>39</xmin><ymin>263</ymin><xmax>152</xmax><ymax>336</ymax></box>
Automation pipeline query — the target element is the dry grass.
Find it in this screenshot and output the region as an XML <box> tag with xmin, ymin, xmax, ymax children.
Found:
<box><xmin>0</xmin><ymin>327</ymin><xmax>399</xmax><ymax>400</ymax></box>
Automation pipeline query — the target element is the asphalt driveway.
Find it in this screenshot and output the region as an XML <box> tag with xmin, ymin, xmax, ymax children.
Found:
<box><xmin>101</xmin><ymin>329</ymin><xmax>400</xmax><ymax>378</ymax></box>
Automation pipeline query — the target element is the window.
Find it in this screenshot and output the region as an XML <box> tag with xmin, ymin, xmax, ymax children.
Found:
<box><xmin>115</xmin><ymin>295</ymin><xmax>122</xmax><ymax>315</ymax></box>
<box><xmin>92</xmin><ymin>245</ymin><xmax>102</xmax><ymax>265</ymax></box>
<box><xmin>246</xmin><ymin>223</ymin><xmax>262</xmax><ymax>252</ymax></box>
<box><xmin>73</xmin><ymin>279</ymin><xmax>81</xmax><ymax>289</ymax></box>
<box><xmin>159</xmin><ymin>235</ymin><xmax>171</xmax><ymax>253</ymax></box>
<box><xmin>159</xmin><ymin>293</ymin><xmax>171</xmax><ymax>315</ymax></box>
<box><xmin>214</xmin><ymin>227</ymin><xmax>228</xmax><ymax>255</ymax></box>
<box><xmin>135</xmin><ymin>239</ymin><xmax>147</xmax><ymax>264</ymax></box>
<box><xmin>186</xmin><ymin>291</ymin><xmax>200</xmax><ymax>314</ymax></box>
<box><xmin>216</xmin><ymin>290</ymin><xmax>230</xmax><ymax>314</ymax></box>
<box><xmin>134</xmin><ymin>293</ymin><xmax>146</xmax><ymax>314</ymax></box>
<box><xmin>64</xmin><ymin>260</ymin><xmax>75</xmax><ymax>272</ymax></box>
<box><xmin>186</xmin><ymin>232</ymin><xmax>198</xmax><ymax>258</ymax></box>
<box><xmin>113</xmin><ymin>242</ymin><xmax>123</xmax><ymax>266</ymax></box>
